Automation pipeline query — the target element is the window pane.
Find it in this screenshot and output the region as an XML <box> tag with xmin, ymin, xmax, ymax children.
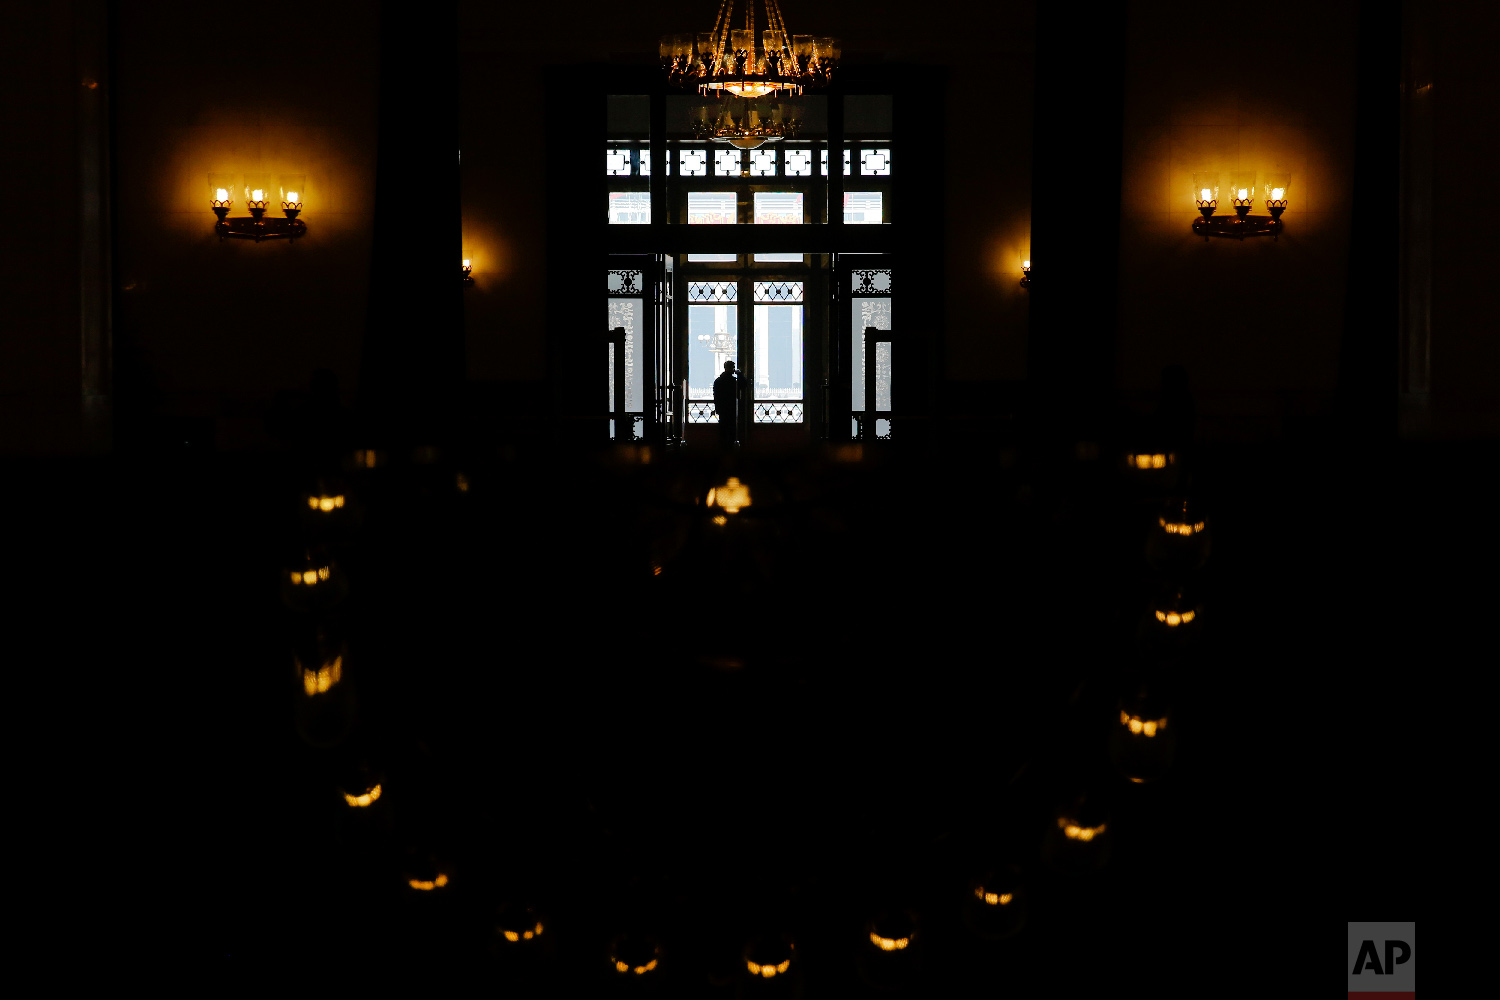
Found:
<box><xmin>851</xmin><ymin>297</ymin><xmax>892</xmax><ymax>411</ymax></box>
<box><xmin>859</xmin><ymin>147</ymin><xmax>891</xmax><ymax>175</ymax></box>
<box><xmin>689</xmin><ymin>303</ymin><xmax>737</xmax><ymax>399</ymax></box>
<box><xmin>750</xmin><ymin>148</ymin><xmax>777</xmax><ymax>176</ymax></box>
<box><xmin>688</xmin><ymin>192</ymin><xmax>736</xmax><ymax>225</ymax></box>
<box><xmin>689</xmin><ymin>253</ymin><xmax>738</xmax><ymax>262</ymax></box>
<box><xmin>754</xmin><ymin>304</ymin><xmax>803</xmax><ymax>400</ymax></box>
<box><xmin>844</xmin><ymin>192</ymin><xmax>883</xmax><ymax>224</ymax></box>
<box><xmin>608</xmin><ymin>191</ymin><xmax>650</xmax><ymax>224</ymax></box>
<box><xmin>680</xmin><ymin>149</ymin><xmax>708</xmax><ymax>176</ymax></box>
<box><xmin>715</xmin><ymin>149</ymin><xmax>744</xmax><ymax>176</ymax></box>
<box><xmin>754</xmin><ymin>192</ymin><xmax>804</xmax><ymax>224</ymax></box>
<box><xmin>754</xmin><ymin>252</ymin><xmax>804</xmax><ymax>262</ymax></box>
<box><xmin>606</xmin><ymin>149</ymin><xmax>631</xmax><ymax>175</ymax></box>
<box><xmin>785</xmin><ymin>149</ymin><xmax>812</xmax><ymax>176</ymax></box>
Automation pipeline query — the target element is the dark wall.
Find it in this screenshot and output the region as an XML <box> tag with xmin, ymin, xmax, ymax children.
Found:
<box><xmin>109</xmin><ymin>0</ymin><xmax>380</xmax><ymax>448</ymax></box>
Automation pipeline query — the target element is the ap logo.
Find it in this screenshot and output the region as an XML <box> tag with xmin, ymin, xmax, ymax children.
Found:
<box><xmin>1348</xmin><ymin>921</ymin><xmax>1415</xmax><ymax>997</ymax></box>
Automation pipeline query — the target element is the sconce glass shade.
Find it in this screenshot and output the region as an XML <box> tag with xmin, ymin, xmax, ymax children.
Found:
<box><xmin>1230</xmin><ymin>171</ymin><xmax>1256</xmax><ymax>209</ymax></box>
<box><xmin>279</xmin><ymin>174</ymin><xmax>304</xmax><ymax>212</ymax></box>
<box><xmin>1263</xmin><ymin>171</ymin><xmax>1290</xmax><ymax>218</ymax></box>
<box><xmin>208</xmin><ymin>172</ymin><xmax>238</xmax><ymax>209</ymax></box>
<box><xmin>244</xmin><ymin>173</ymin><xmax>272</xmax><ymax>211</ymax></box>
<box><xmin>1191</xmin><ymin>172</ymin><xmax>1219</xmax><ymax>213</ymax></box>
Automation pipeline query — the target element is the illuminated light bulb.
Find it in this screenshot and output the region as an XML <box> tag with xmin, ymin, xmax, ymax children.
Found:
<box><xmin>615</xmin><ymin>961</ymin><xmax>629</xmax><ymax>973</ymax></box>
<box><xmin>285</xmin><ymin>190</ymin><xmax>298</xmax><ymax>202</ymax></box>
<box><xmin>343</xmin><ymin>783</ymin><xmax>381</xmax><ymax>807</ymax></box>
<box><xmin>504</xmin><ymin>930</ymin><xmax>519</xmax><ymax>942</ymax></box>
<box><xmin>1271</xmin><ymin>187</ymin><xmax>1285</xmax><ymax>200</ymax></box>
<box><xmin>215</xmin><ymin>188</ymin><xmax>230</xmax><ymax>202</ymax></box>
<box><xmin>713</xmin><ymin>515</ymin><xmax>727</xmax><ymax>525</ymax></box>
<box><xmin>408</xmin><ymin>873</ymin><xmax>449</xmax><ymax>891</ymax></box>
<box><xmin>1021</xmin><ymin>259</ymin><xmax>1030</xmax><ymax>269</ymax></box>
<box><xmin>1236</xmin><ymin>188</ymin><xmax>1248</xmax><ymax>200</ymax></box>
<box><xmin>462</xmin><ymin>258</ymin><xmax>471</xmax><ymax>268</ymax></box>
<box><xmin>869</xmin><ymin>932</ymin><xmax>910</xmax><ymax>951</ymax></box>
<box><xmin>1200</xmin><ymin>188</ymin><xmax>1212</xmax><ymax>201</ymax></box>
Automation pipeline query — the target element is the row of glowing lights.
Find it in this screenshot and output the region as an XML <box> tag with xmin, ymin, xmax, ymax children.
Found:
<box><xmin>213</xmin><ymin>187</ymin><xmax>299</xmax><ymax>206</ymax></box>
<box><xmin>300</xmin><ymin>656</ymin><xmax>342</xmax><ymax>695</ymax></box>
<box><xmin>1155</xmin><ymin>608</ymin><xmax>1197</xmax><ymax>627</ymax></box>
<box><xmin>1121</xmin><ymin>711</ymin><xmax>1168</xmax><ymax>737</ymax></box>
<box><xmin>1197</xmin><ymin>184</ymin><xmax>1288</xmax><ymax>205</ymax></box>
<box><xmin>1160</xmin><ymin>517</ymin><xmax>1206</xmax><ymax>535</ymax></box>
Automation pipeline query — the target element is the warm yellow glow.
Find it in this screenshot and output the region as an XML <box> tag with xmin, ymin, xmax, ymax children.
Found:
<box><xmin>869</xmin><ymin>932</ymin><xmax>910</xmax><ymax>952</ymax></box>
<box><xmin>308</xmin><ymin>494</ymin><xmax>346</xmax><ymax>512</ymax></box>
<box><xmin>1059</xmin><ymin>817</ymin><xmax>1107</xmax><ymax>842</ymax></box>
<box><xmin>462</xmin><ymin>258</ymin><xmax>471</xmax><ymax>268</ymax></box>
<box><xmin>408</xmin><ymin>873</ymin><xmax>448</xmax><ymax>891</ymax></box>
<box><xmin>1129</xmin><ymin>453</ymin><xmax>1172</xmax><ymax>469</ymax></box>
<box><xmin>251</xmin><ymin>188</ymin><xmax>266</xmax><ymax>202</ymax></box>
<box><xmin>215</xmin><ymin>188</ymin><xmax>230</xmax><ymax>202</ymax></box>
<box><xmin>1236</xmin><ymin>188</ymin><xmax>1248</xmax><ymax>200</ymax></box>
<box><xmin>613</xmin><ymin>958</ymin><xmax>657</xmax><ymax>975</ymax></box>
<box><xmin>1021</xmin><ymin>259</ymin><xmax>1030</xmax><ymax>269</ymax></box>
<box><xmin>354</xmin><ymin>449</ymin><xmax>379</xmax><ymax>468</ymax></box>
<box><xmin>502</xmin><ymin>921</ymin><xmax>544</xmax><ymax>943</ymax></box>
<box><xmin>343</xmin><ymin>783</ymin><xmax>381</xmax><ymax>808</ymax></box>
<box><xmin>1199</xmin><ymin>187</ymin><xmax>1212</xmax><ymax>201</ymax></box>
<box><xmin>1270</xmin><ymin>187</ymin><xmax>1285</xmax><ymax>200</ymax></box>
<box><xmin>290</xmin><ymin>566</ymin><xmax>332</xmax><ymax>586</ymax></box>
<box><xmin>651</xmin><ymin>563</ymin><xmax>663</xmax><ymax>576</ymax></box>
<box><xmin>1158</xmin><ymin>517</ymin><xmax>1206</xmax><ymax>535</ymax></box>
<box><xmin>455</xmin><ymin>472</ymin><xmax>469</xmax><ymax>492</ymax></box>
<box><xmin>746</xmin><ymin>958</ymin><xmax>792</xmax><ymax>978</ymax></box>
<box><xmin>712</xmin><ymin>514</ymin><xmax>727</xmax><ymax>526</ymax></box>
<box><xmin>285</xmin><ymin>190</ymin><xmax>299</xmax><ymax>202</ymax></box>
<box><xmin>1154</xmin><ymin>608</ymin><xmax>1197</xmax><ymax>627</ymax></box>
<box><xmin>718</xmin><ymin>81</ymin><xmax>781</xmax><ymax>98</ymax></box>
<box><xmin>301</xmin><ymin>655</ymin><xmax>343</xmax><ymax>695</ymax></box>
<box><xmin>1120</xmin><ymin>709</ymin><xmax>1168</xmax><ymax>737</ymax></box>
<box><xmin>706</xmin><ymin>476</ymin><xmax>752</xmax><ymax>514</ymax></box>
<box><xmin>974</xmin><ymin>886</ymin><xmax>1013</xmax><ymax>906</ymax></box>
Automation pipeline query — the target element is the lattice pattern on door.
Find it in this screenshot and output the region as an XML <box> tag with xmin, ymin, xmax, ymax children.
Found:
<box><xmin>754</xmin><ymin>402</ymin><xmax>804</xmax><ymax>423</ymax></box>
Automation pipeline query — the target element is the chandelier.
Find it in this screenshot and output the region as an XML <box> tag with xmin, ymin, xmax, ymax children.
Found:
<box><xmin>659</xmin><ymin>1</ymin><xmax>841</xmax><ymax>100</ymax></box>
<box><xmin>691</xmin><ymin>100</ymin><xmax>800</xmax><ymax>149</ymax></box>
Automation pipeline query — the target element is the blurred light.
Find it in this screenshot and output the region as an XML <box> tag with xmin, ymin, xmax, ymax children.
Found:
<box><xmin>1154</xmin><ymin>608</ymin><xmax>1197</xmax><ymax>627</ymax></box>
<box><xmin>1159</xmin><ymin>516</ymin><xmax>1206</xmax><ymax>535</ymax></box>
<box><xmin>299</xmin><ymin>654</ymin><xmax>343</xmax><ymax>695</ymax></box>
<box><xmin>307</xmin><ymin>494</ymin><xmax>346</xmax><ymax>512</ymax></box>
<box><xmin>869</xmin><ymin>931</ymin><xmax>910</xmax><ymax>952</ymax></box>
<box><xmin>1120</xmin><ymin>709</ymin><xmax>1168</xmax><ymax>737</ymax></box>
<box><xmin>1128</xmin><ymin>453</ymin><xmax>1174</xmax><ymax>470</ymax></box>
<box><xmin>501</xmin><ymin>921</ymin><xmax>544</xmax><ymax>943</ymax></box>
<box><xmin>973</xmin><ymin>886</ymin><xmax>1013</xmax><ymax>906</ymax></box>
<box><xmin>343</xmin><ymin>783</ymin><xmax>381</xmax><ymax>808</ymax></box>
<box><xmin>1058</xmin><ymin>817</ymin><xmax>1107</xmax><ymax>841</ymax></box>
<box><xmin>289</xmin><ymin>566</ymin><xmax>332</xmax><ymax>586</ymax></box>
<box><xmin>707</xmin><ymin>476</ymin><xmax>752</xmax><ymax>513</ymax></box>
<box><xmin>408</xmin><ymin>873</ymin><xmax>449</xmax><ymax>891</ymax></box>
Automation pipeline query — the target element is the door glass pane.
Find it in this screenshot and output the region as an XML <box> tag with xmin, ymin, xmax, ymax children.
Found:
<box><xmin>754</xmin><ymin>305</ymin><xmax>803</xmax><ymax>400</ymax></box>
<box><xmin>607</xmin><ymin>298</ymin><xmax>644</xmax><ymax>413</ymax></box>
<box><xmin>754</xmin><ymin>252</ymin><xmax>804</xmax><ymax>262</ymax></box>
<box><xmin>754</xmin><ymin>192</ymin><xmax>803</xmax><ymax>224</ymax></box>
<box><xmin>850</xmin><ymin>297</ymin><xmax>892</xmax><ymax>411</ymax></box>
<box><xmin>688</xmin><ymin>281</ymin><xmax>738</xmax><ymax>400</ymax></box>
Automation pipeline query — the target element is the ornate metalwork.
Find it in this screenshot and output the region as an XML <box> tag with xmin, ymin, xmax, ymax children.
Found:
<box><xmin>750</xmin><ymin>148</ymin><xmax>778</xmax><ymax>176</ymax></box>
<box><xmin>688</xmin><ymin>402</ymin><xmax>718</xmax><ymax>423</ymax></box>
<box><xmin>215</xmin><ymin>216</ymin><xmax>306</xmax><ymax>243</ymax></box>
<box><xmin>679</xmin><ymin>149</ymin><xmax>708</xmax><ymax>176</ymax></box>
<box><xmin>753</xmin><ymin>281</ymin><xmax>803</xmax><ymax>302</ymax></box>
<box><xmin>606</xmin><ymin>149</ymin><xmax>632</xmax><ymax>176</ymax></box>
<box><xmin>852</xmin><ymin>270</ymin><xmax>892</xmax><ymax>295</ymax></box>
<box><xmin>1191</xmin><ymin>211</ymin><xmax>1284</xmax><ymax>241</ymax></box>
<box><xmin>753</xmin><ymin>402</ymin><xmax>803</xmax><ymax>423</ymax></box>
<box><xmin>785</xmin><ymin>149</ymin><xmax>812</xmax><ymax>176</ymax></box>
<box><xmin>660</xmin><ymin>5</ymin><xmax>840</xmax><ymax>99</ymax></box>
<box><xmin>688</xmin><ymin>281</ymin><xmax>738</xmax><ymax>302</ymax></box>
<box><xmin>607</xmin><ymin>270</ymin><xmax>643</xmax><ymax>295</ymax></box>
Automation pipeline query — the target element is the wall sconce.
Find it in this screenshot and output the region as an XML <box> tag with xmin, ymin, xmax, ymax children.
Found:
<box><xmin>211</xmin><ymin>171</ymin><xmax>307</xmax><ymax>242</ymax></box>
<box><xmin>1191</xmin><ymin>170</ymin><xmax>1286</xmax><ymax>241</ymax></box>
<box><xmin>1019</xmin><ymin>258</ymin><xmax>1031</xmax><ymax>289</ymax></box>
<box><xmin>462</xmin><ymin>258</ymin><xmax>474</xmax><ymax>285</ymax></box>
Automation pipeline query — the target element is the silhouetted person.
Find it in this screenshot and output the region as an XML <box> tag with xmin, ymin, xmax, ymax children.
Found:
<box><xmin>713</xmin><ymin>360</ymin><xmax>739</xmax><ymax>448</ymax></box>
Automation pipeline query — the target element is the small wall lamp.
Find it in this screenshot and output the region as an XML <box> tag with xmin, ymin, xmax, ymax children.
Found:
<box><xmin>1191</xmin><ymin>171</ymin><xmax>1288</xmax><ymax>241</ymax></box>
<box><xmin>1019</xmin><ymin>258</ymin><xmax>1031</xmax><ymax>289</ymax></box>
<box><xmin>211</xmin><ymin>172</ymin><xmax>307</xmax><ymax>242</ymax></box>
<box><xmin>462</xmin><ymin>259</ymin><xmax>474</xmax><ymax>285</ymax></box>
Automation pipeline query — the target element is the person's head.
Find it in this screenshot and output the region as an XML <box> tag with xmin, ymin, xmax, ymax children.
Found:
<box><xmin>724</xmin><ymin>360</ymin><xmax>735</xmax><ymax>373</ymax></box>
